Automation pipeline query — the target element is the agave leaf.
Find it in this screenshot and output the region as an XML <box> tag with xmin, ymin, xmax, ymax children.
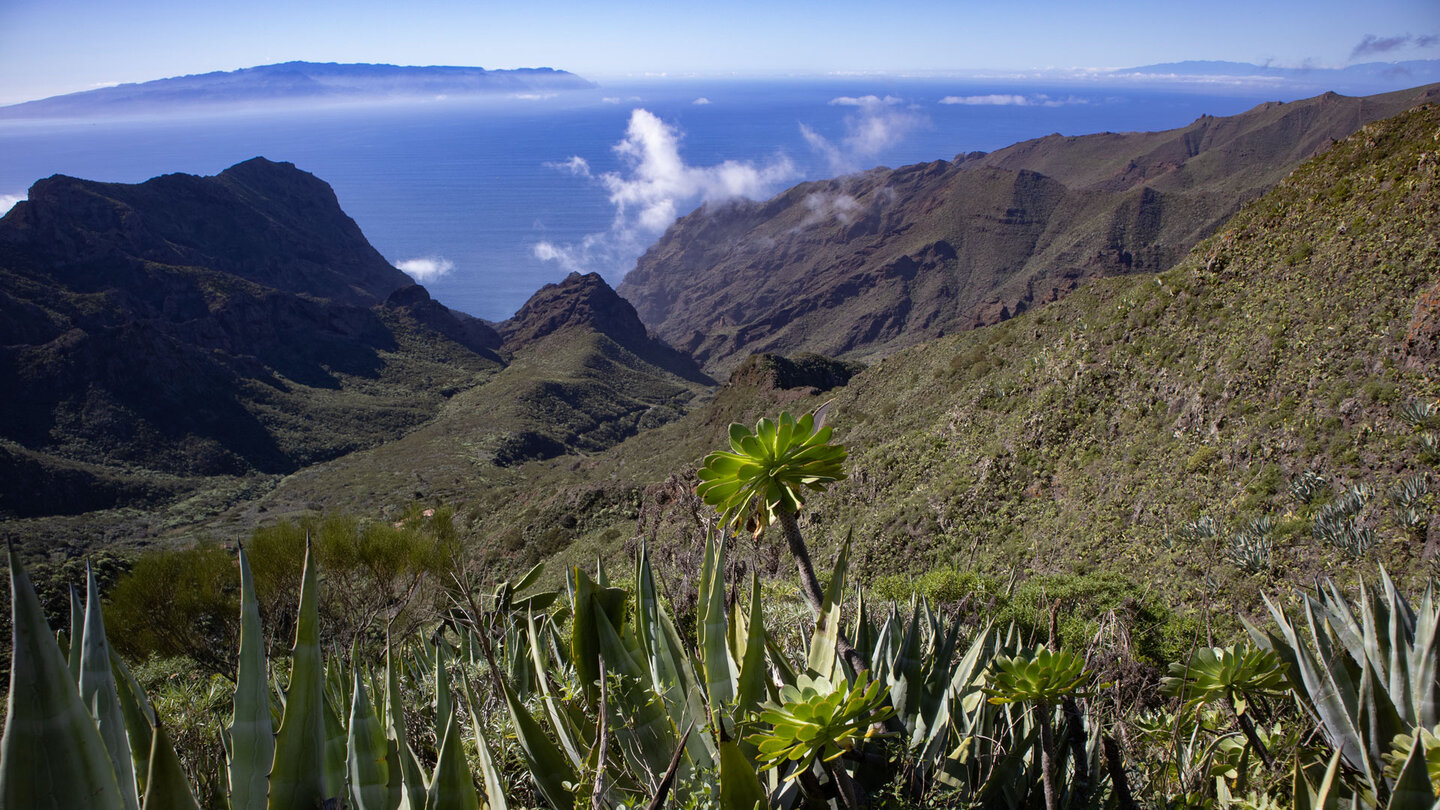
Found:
<box><xmin>80</xmin><ymin>563</ymin><xmax>140</xmax><ymax>810</ymax></box>
<box><xmin>636</xmin><ymin>546</ymin><xmax>716</xmax><ymax>770</ymax></box>
<box><xmin>888</xmin><ymin>599</ymin><xmax>925</xmax><ymax>732</ymax></box>
<box><xmin>228</xmin><ymin>546</ymin><xmax>273</xmax><ymax>810</ymax></box>
<box><xmin>139</xmin><ymin>720</ymin><xmax>200</xmax><ymax>810</ymax></box>
<box><xmin>1283</xmin><ymin>596</ymin><xmax>1366</xmax><ymax>770</ymax></box>
<box><xmin>594</xmin><ymin>606</ymin><xmax>676</xmax><ymax>788</ymax></box>
<box><xmin>499</xmin><ymin>673</ymin><xmax>576</xmax><ymax>810</ymax></box>
<box><xmin>68</xmin><ymin>584</ymin><xmax>83</xmax><ymax>685</ymax></box>
<box><xmin>1412</xmin><ymin>584</ymin><xmax>1440</xmax><ymax>729</ymax></box>
<box><xmin>512</xmin><ymin>561</ymin><xmax>545</xmax><ymax>594</ymax></box>
<box><xmin>735</xmin><ymin>572</ymin><xmax>770</xmax><ymax>723</ymax></box>
<box><xmin>459</xmin><ymin>677</ymin><xmax>509</xmax><ymax>810</ymax></box>
<box><xmin>424</xmin><ymin>696</ymin><xmax>479</xmax><ymax>810</ymax></box>
<box><xmin>386</xmin><ymin>635</ymin><xmax>428</xmax><ymax>810</ymax></box>
<box><xmin>0</xmin><ymin>549</ymin><xmax>127</xmax><ymax>809</ymax></box>
<box><xmin>347</xmin><ymin>667</ymin><xmax>390</xmax><ymax>810</ymax></box>
<box><xmin>268</xmin><ymin>543</ymin><xmax>330</xmax><ymax>809</ymax></box>
<box><xmin>110</xmin><ymin>649</ymin><xmax>155</xmax><ymax>796</ymax></box>
<box><xmin>805</xmin><ymin>538</ymin><xmax>849</xmax><ymax>683</ymax></box>
<box><xmin>718</xmin><ymin>738</ymin><xmax>767</xmax><ymax>810</ymax></box>
<box><xmin>434</xmin><ymin>639</ymin><xmax>453</xmax><ymax>735</ymax></box>
<box><xmin>525</xmin><ymin>611</ymin><xmax>588</xmax><ymax>771</ymax></box>
<box><xmin>699</xmin><ymin>535</ymin><xmax>738</xmax><ymax>711</ymax></box>
<box><xmin>1387</xmin><ymin>735</ymin><xmax>1436</xmax><ymax>810</ymax></box>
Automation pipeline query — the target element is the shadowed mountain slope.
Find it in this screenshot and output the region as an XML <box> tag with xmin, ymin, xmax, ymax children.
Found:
<box><xmin>0</xmin><ymin>158</ymin><xmax>503</xmax><ymax>517</ymax></box>
<box><xmin>218</xmin><ymin>272</ymin><xmax>715</xmax><ymax>525</ymax></box>
<box><xmin>619</xmin><ymin>83</ymin><xmax>1440</xmax><ymax>373</ymax></box>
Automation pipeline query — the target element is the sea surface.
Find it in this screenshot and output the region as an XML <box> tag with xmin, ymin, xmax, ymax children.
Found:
<box><xmin>0</xmin><ymin>77</ymin><xmax>1398</xmax><ymax>320</ymax></box>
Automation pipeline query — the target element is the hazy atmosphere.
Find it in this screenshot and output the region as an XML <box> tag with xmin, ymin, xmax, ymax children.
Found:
<box><xmin>2</xmin><ymin>0</ymin><xmax>1437</xmax><ymax>104</ymax></box>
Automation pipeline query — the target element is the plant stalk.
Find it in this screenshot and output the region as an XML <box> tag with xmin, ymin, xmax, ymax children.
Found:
<box><xmin>776</xmin><ymin>510</ymin><xmax>868</xmax><ymax>676</ymax></box>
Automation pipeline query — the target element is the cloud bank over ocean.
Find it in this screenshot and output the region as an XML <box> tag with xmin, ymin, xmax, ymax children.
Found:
<box><xmin>939</xmin><ymin>93</ymin><xmax>1087</xmax><ymax>107</ymax></box>
<box><xmin>801</xmin><ymin>94</ymin><xmax>928</xmax><ymax>175</ymax></box>
<box><xmin>533</xmin><ymin>109</ymin><xmax>796</xmax><ymax>277</ymax></box>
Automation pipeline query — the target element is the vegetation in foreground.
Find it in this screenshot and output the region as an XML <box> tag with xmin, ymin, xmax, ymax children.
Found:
<box><xmin>3</xmin><ymin>411</ymin><xmax>1439</xmax><ymax>809</ymax></box>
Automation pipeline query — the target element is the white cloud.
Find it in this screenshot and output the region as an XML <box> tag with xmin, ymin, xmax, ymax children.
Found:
<box><xmin>545</xmin><ymin>156</ymin><xmax>592</xmax><ymax>177</ymax></box>
<box><xmin>692</xmin><ymin>97</ymin><xmax>711</xmax><ymax>105</ymax></box>
<box><xmin>941</xmin><ymin>94</ymin><xmax>1030</xmax><ymax>106</ymax></box>
<box><xmin>0</xmin><ymin>193</ymin><xmax>24</xmax><ymax>216</ymax></box>
<box><xmin>802</xmin><ymin>95</ymin><xmax>928</xmax><ymax>175</ymax></box>
<box><xmin>534</xmin><ymin>108</ymin><xmax>797</xmax><ymax>277</ymax></box>
<box><xmin>939</xmin><ymin>93</ymin><xmax>1089</xmax><ymax>107</ymax></box>
<box><xmin>394</xmin><ymin>256</ymin><xmax>455</xmax><ymax>283</ymax></box>
<box><xmin>800</xmin><ymin>191</ymin><xmax>863</xmax><ymax>228</ymax></box>
<box><xmin>511</xmin><ymin>92</ymin><xmax>557</xmax><ymax>101</ymax></box>
<box><xmin>829</xmin><ymin>94</ymin><xmax>903</xmax><ymax>107</ymax></box>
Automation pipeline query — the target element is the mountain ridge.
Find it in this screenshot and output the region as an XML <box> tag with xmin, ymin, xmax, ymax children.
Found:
<box><xmin>0</xmin><ymin>61</ymin><xmax>596</xmax><ymax>119</ymax></box>
<box><xmin>618</xmin><ymin>83</ymin><xmax>1440</xmax><ymax>373</ymax></box>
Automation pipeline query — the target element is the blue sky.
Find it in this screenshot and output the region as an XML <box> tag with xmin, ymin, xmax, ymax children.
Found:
<box><xmin>1</xmin><ymin>0</ymin><xmax>1437</xmax><ymax>105</ymax></box>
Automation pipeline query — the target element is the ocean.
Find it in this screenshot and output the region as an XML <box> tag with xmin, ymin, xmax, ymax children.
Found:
<box><xmin>0</xmin><ymin>77</ymin><xmax>1379</xmax><ymax>321</ymax></box>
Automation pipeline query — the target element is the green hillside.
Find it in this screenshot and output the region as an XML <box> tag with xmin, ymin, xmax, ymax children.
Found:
<box><xmin>465</xmin><ymin>102</ymin><xmax>1440</xmax><ymax>615</ymax></box>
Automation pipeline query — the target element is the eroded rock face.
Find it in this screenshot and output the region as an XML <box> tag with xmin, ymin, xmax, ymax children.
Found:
<box><xmin>500</xmin><ymin>271</ymin><xmax>712</xmax><ymax>385</ymax></box>
<box><xmin>618</xmin><ymin>83</ymin><xmax>1440</xmax><ymax>373</ymax></box>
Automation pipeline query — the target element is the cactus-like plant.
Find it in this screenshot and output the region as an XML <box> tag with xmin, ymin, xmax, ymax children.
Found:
<box><xmin>986</xmin><ymin>646</ymin><xmax>1093</xmax><ymax>810</ymax></box>
<box><xmin>697</xmin><ymin>410</ymin><xmax>867</xmax><ymax>678</ymax></box>
<box><xmin>697</xmin><ymin>410</ymin><xmax>847</xmax><ymax>537</ymax></box>
<box><xmin>749</xmin><ymin>672</ymin><xmax>894</xmax><ymax>781</ymax></box>
<box><xmin>1161</xmin><ymin>644</ymin><xmax>1288</xmax><ymax>767</ymax></box>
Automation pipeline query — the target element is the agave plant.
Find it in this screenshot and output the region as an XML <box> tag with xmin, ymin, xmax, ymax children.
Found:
<box><xmin>1398</xmin><ymin>398</ymin><xmax>1440</xmax><ymax>431</ymax></box>
<box><xmin>1245</xmin><ymin>567</ymin><xmax>1439</xmax><ymax>805</ymax></box>
<box><xmin>1223</xmin><ymin>530</ymin><xmax>1275</xmax><ymax>575</ymax></box>
<box><xmin>1389</xmin><ymin>473</ymin><xmax>1430</xmax><ymax>540</ymax></box>
<box><xmin>1290</xmin><ymin>470</ymin><xmax>1330</xmax><ymax>505</ymax></box>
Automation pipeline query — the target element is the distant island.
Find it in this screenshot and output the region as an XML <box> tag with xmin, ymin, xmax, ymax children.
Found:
<box><xmin>0</xmin><ymin>61</ymin><xmax>597</xmax><ymax>119</ymax></box>
<box><xmin>1110</xmin><ymin>59</ymin><xmax>1440</xmax><ymax>90</ymax></box>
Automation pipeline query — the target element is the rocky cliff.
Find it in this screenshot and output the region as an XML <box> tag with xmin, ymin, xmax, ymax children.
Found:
<box><xmin>618</xmin><ymin>83</ymin><xmax>1440</xmax><ymax>372</ymax></box>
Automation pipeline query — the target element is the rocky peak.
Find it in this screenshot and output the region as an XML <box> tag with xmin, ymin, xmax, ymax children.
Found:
<box><xmin>500</xmin><ymin>271</ymin><xmax>713</xmax><ymax>384</ymax></box>
<box><xmin>2</xmin><ymin>157</ymin><xmax>411</xmax><ymax>306</ymax></box>
<box><xmin>500</xmin><ymin>272</ymin><xmax>651</xmax><ymax>348</ymax></box>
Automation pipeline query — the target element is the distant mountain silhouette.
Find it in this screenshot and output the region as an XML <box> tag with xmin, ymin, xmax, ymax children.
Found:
<box><xmin>0</xmin><ymin>61</ymin><xmax>595</xmax><ymax>118</ymax></box>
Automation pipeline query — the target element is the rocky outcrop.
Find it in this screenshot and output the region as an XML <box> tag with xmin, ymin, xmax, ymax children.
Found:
<box><xmin>501</xmin><ymin>272</ymin><xmax>712</xmax><ymax>385</ymax></box>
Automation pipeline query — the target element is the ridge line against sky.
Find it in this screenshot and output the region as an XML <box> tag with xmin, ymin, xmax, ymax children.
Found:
<box><xmin>2</xmin><ymin>0</ymin><xmax>1437</xmax><ymax>106</ymax></box>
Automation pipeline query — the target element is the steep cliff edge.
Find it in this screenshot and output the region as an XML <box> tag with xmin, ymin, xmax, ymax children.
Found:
<box><xmin>619</xmin><ymin>83</ymin><xmax>1440</xmax><ymax>373</ymax></box>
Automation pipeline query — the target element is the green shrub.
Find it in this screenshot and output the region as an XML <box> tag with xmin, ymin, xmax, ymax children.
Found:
<box><xmin>870</xmin><ymin>565</ymin><xmax>1001</xmax><ymax>606</ymax></box>
<box><xmin>1000</xmin><ymin>570</ymin><xmax>1195</xmax><ymax>666</ymax></box>
<box><xmin>105</xmin><ymin>542</ymin><xmax>239</xmax><ymax>676</ymax></box>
